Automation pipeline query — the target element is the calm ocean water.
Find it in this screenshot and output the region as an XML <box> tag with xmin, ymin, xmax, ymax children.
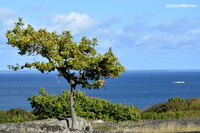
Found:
<box><xmin>0</xmin><ymin>71</ymin><xmax>200</xmax><ymax>110</ymax></box>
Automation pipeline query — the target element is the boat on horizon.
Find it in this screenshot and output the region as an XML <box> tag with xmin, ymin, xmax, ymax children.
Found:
<box><xmin>172</xmin><ymin>81</ymin><xmax>185</xmax><ymax>84</ymax></box>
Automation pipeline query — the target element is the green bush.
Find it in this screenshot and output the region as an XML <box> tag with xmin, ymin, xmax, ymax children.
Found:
<box><xmin>186</xmin><ymin>98</ymin><xmax>200</xmax><ymax>110</ymax></box>
<box><xmin>28</xmin><ymin>88</ymin><xmax>141</xmax><ymax>122</ymax></box>
<box><xmin>165</xmin><ymin>97</ymin><xmax>187</xmax><ymax>111</ymax></box>
<box><xmin>144</xmin><ymin>97</ymin><xmax>187</xmax><ymax>113</ymax></box>
<box><xmin>142</xmin><ymin>97</ymin><xmax>200</xmax><ymax>120</ymax></box>
<box><xmin>141</xmin><ymin>111</ymin><xmax>192</xmax><ymax>120</ymax></box>
<box><xmin>0</xmin><ymin>108</ymin><xmax>35</xmax><ymax>123</ymax></box>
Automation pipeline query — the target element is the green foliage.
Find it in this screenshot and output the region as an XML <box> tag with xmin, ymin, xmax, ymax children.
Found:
<box><xmin>0</xmin><ymin>108</ymin><xmax>35</xmax><ymax>123</ymax></box>
<box><xmin>28</xmin><ymin>88</ymin><xmax>70</xmax><ymax>119</ymax></box>
<box><xmin>144</xmin><ymin>97</ymin><xmax>187</xmax><ymax>113</ymax></box>
<box><xmin>141</xmin><ymin>111</ymin><xmax>191</xmax><ymax>120</ymax></box>
<box><xmin>6</xmin><ymin>18</ymin><xmax>125</xmax><ymax>89</ymax></box>
<box><xmin>142</xmin><ymin>97</ymin><xmax>200</xmax><ymax>120</ymax></box>
<box><xmin>28</xmin><ymin>88</ymin><xmax>141</xmax><ymax>122</ymax></box>
<box><xmin>165</xmin><ymin>97</ymin><xmax>187</xmax><ymax>111</ymax></box>
<box><xmin>186</xmin><ymin>98</ymin><xmax>200</xmax><ymax>110</ymax></box>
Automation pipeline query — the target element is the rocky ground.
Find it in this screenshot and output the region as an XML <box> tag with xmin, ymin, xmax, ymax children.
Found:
<box><xmin>0</xmin><ymin>117</ymin><xmax>93</xmax><ymax>133</ymax></box>
<box><xmin>0</xmin><ymin>118</ymin><xmax>199</xmax><ymax>133</ymax></box>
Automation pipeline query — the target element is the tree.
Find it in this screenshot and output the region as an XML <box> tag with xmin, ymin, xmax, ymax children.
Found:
<box><xmin>6</xmin><ymin>18</ymin><xmax>125</xmax><ymax>129</ymax></box>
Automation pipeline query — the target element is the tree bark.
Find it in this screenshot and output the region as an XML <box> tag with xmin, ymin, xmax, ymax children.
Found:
<box><xmin>70</xmin><ymin>87</ymin><xmax>78</xmax><ymax>130</ymax></box>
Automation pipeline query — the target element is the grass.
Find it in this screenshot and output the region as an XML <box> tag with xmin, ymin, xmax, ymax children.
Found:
<box><xmin>92</xmin><ymin>120</ymin><xmax>200</xmax><ymax>133</ymax></box>
<box><xmin>121</xmin><ymin>123</ymin><xmax>200</xmax><ymax>133</ymax></box>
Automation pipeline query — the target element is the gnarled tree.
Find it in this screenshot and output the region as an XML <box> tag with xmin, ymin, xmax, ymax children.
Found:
<box><xmin>6</xmin><ymin>18</ymin><xmax>125</xmax><ymax>129</ymax></box>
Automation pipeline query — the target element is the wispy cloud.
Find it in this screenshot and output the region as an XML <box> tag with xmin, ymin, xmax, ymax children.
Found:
<box><xmin>1</xmin><ymin>9</ymin><xmax>200</xmax><ymax>52</ymax></box>
<box><xmin>0</xmin><ymin>8</ymin><xmax>17</xmax><ymax>27</ymax></box>
<box><xmin>91</xmin><ymin>17</ymin><xmax>200</xmax><ymax>51</ymax></box>
<box><xmin>47</xmin><ymin>12</ymin><xmax>98</xmax><ymax>34</ymax></box>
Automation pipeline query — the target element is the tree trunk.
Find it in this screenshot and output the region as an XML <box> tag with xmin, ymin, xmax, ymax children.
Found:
<box><xmin>70</xmin><ymin>87</ymin><xmax>78</xmax><ymax>130</ymax></box>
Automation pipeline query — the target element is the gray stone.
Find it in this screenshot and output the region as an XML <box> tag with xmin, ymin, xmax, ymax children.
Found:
<box><xmin>65</xmin><ymin>117</ymin><xmax>93</xmax><ymax>132</ymax></box>
<box><xmin>91</xmin><ymin>120</ymin><xmax>104</xmax><ymax>124</ymax></box>
<box><xmin>0</xmin><ymin>117</ymin><xmax>93</xmax><ymax>133</ymax></box>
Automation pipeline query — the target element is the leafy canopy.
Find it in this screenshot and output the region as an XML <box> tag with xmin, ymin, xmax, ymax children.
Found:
<box><xmin>6</xmin><ymin>18</ymin><xmax>125</xmax><ymax>89</ymax></box>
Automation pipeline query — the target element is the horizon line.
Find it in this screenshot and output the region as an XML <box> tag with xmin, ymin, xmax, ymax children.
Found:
<box><xmin>0</xmin><ymin>69</ymin><xmax>200</xmax><ymax>72</ymax></box>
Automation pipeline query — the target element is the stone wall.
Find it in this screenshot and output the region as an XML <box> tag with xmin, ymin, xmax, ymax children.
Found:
<box><xmin>0</xmin><ymin>117</ymin><xmax>93</xmax><ymax>133</ymax></box>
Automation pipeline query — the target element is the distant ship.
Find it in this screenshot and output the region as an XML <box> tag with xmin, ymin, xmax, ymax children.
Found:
<box><xmin>172</xmin><ymin>81</ymin><xmax>185</xmax><ymax>84</ymax></box>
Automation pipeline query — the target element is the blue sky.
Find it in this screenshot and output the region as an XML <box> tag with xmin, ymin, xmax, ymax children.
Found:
<box><xmin>1</xmin><ymin>0</ymin><xmax>200</xmax><ymax>70</ymax></box>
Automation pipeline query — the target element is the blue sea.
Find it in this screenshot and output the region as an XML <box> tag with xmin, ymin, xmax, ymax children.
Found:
<box><xmin>0</xmin><ymin>71</ymin><xmax>200</xmax><ymax>110</ymax></box>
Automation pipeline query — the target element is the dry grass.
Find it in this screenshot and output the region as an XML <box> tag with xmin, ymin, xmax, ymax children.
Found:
<box><xmin>120</xmin><ymin>123</ymin><xmax>200</xmax><ymax>133</ymax></box>
<box><xmin>92</xmin><ymin>120</ymin><xmax>200</xmax><ymax>133</ymax></box>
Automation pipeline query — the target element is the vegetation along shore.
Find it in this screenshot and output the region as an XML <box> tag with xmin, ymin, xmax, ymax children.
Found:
<box><xmin>0</xmin><ymin>89</ymin><xmax>200</xmax><ymax>132</ymax></box>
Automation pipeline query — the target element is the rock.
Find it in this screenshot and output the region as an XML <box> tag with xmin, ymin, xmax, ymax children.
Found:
<box><xmin>0</xmin><ymin>117</ymin><xmax>93</xmax><ymax>133</ymax></box>
<box><xmin>65</xmin><ymin>117</ymin><xmax>93</xmax><ymax>132</ymax></box>
<box><xmin>91</xmin><ymin>120</ymin><xmax>104</xmax><ymax>124</ymax></box>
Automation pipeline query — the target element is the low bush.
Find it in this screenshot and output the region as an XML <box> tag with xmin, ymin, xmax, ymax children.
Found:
<box><xmin>142</xmin><ymin>97</ymin><xmax>200</xmax><ymax>120</ymax></box>
<box><xmin>144</xmin><ymin>97</ymin><xmax>187</xmax><ymax>113</ymax></box>
<box><xmin>1</xmin><ymin>92</ymin><xmax>199</xmax><ymax>123</ymax></box>
<box><xmin>141</xmin><ymin>111</ymin><xmax>191</xmax><ymax>120</ymax></box>
<box><xmin>0</xmin><ymin>108</ymin><xmax>35</xmax><ymax>123</ymax></box>
<box><xmin>28</xmin><ymin>88</ymin><xmax>141</xmax><ymax>122</ymax></box>
<box><xmin>186</xmin><ymin>98</ymin><xmax>200</xmax><ymax>110</ymax></box>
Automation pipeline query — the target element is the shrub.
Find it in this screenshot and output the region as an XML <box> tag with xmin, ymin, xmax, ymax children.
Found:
<box><xmin>28</xmin><ymin>88</ymin><xmax>141</xmax><ymax>122</ymax></box>
<box><xmin>144</xmin><ymin>97</ymin><xmax>187</xmax><ymax>113</ymax></box>
<box><xmin>186</xmin><ymin>98</ymin><xmax>200</xmax><ymax>110</ymax></box>
<box><xmin>141</xmin><ymin>111</ymin><xmax>192</xmax><ymax>120</ymax></box>
<box><xmin>0</xmin><ymin>108</ymin><xmax>35</xmax><ymax>123</ymax></box>
<box><xmin>165</xmin><ymin>97</ymin><xmax>187</xmax><ymax>111</ymax></box>
<box><xmin>142</xmin><ymin>97</ymin><xmax>200</xmax><ymax>120</ymax></box>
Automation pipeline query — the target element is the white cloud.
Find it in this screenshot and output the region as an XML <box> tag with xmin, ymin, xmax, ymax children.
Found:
<box><xmin>92</xmin><ymin>17</ymin><xmax>200</xmax><ymax>51</ymax></box>
<box><xmin>3</xmin><ymin>18</ymin><xmax>16</xmax><ymax>26</ymax></box>
<box><xmin>48</xmin><ymin>12</ymin><xmax>97</xmax><ymax>34</ymax></box>
<box><xmin>0</xmin><ymin>8</ymin><xmax>15</xmax><ymax>16</ymax></box>
<box><xmin>0</xmin><ymin>8</ymin><xmax>17</xmax><ymax>27</ymax></box>
<box><xmin>1</xmin><ymin>8</ymin><xmax>200</xmax><ymax>52</ymax></box>
<box><xmin>0</xmin><ymin>8</ymin><xmax>17</xmax><ymax>39</ymax></box>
